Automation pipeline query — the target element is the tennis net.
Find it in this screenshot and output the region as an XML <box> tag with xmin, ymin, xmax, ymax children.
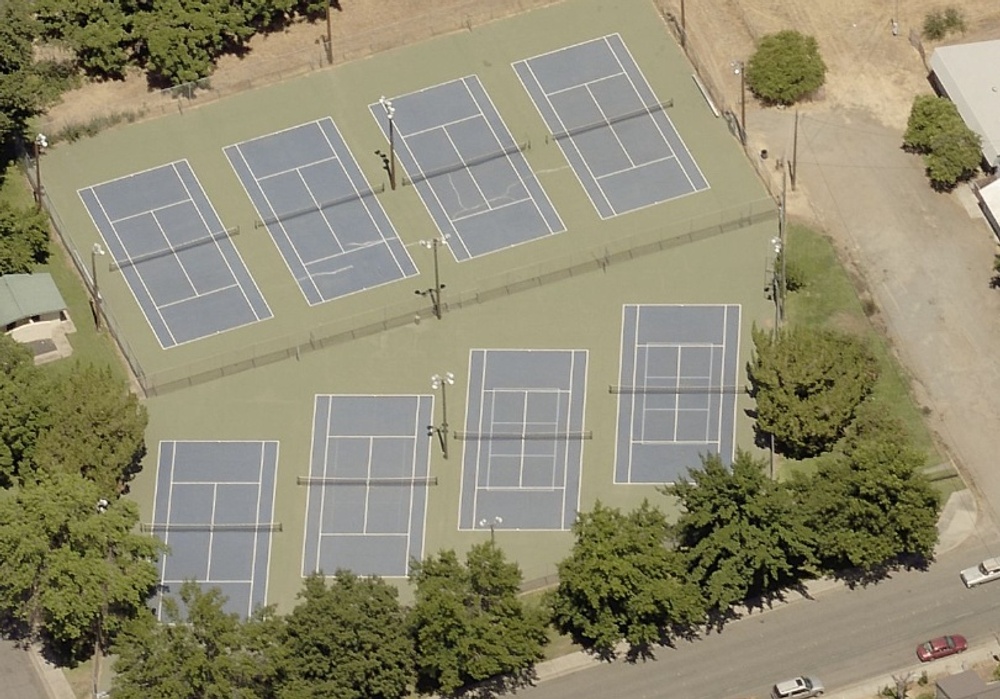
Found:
<box><xmin>296</xmin><ymin>476</ymin><xmax>438</xmax><ymax>487</ymax></box>
<box><xmin>547</xmin><ymin>100</ymin><xmax>674</xmax><ymax>143</ymax></box>
<box><xmin>454</xmin><ymin>431</ymin><xmax>593</xmax><ymax>441</ymax></box>
<box><xmin>254</xmin><ymin>184</ymin><xmax>386</xmax><ymax>229</ymax></box>
<box><xmin>402</xmin><ymin>140</ymin><xmax>530</xmax><ymax>186</ymax></box>
<box><xmin>110</xmin><ymin>226</ymin><xmax>240</xmax><ymax>271</ymax></box>
<box><xmin>608</xmin><ymin>385</ymin><xmax>744</xmax><ymax>394</ymax></box>
<box><xmin>140</xmin><ymin>521</ymin><xmax>282</xmax><ymax>533</ymax></box>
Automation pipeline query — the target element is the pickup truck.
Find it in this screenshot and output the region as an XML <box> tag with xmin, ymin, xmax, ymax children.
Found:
<box><xmin>960</xmin><ymin>557</ymin><xmax>1000</xmax><ymax>588</ymax></box>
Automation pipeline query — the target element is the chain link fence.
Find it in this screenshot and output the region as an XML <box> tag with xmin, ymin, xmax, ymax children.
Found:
<box><xmin>16</xmin><ymin>140</ymin><xmax>149</xmax><ymax>395</ymax></box>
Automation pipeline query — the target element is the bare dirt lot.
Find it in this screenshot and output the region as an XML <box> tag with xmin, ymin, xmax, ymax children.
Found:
<box><xmin>46</xmin><ymin>0</ymin><xmax>1000</xmax><ymax>531</ymax></box>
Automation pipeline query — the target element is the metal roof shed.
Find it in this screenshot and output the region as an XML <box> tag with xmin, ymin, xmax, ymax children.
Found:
<box><xmin>0</xmin><ymin>273</ymin><xmax>68</xmax><ymax>328</ymax></box>
<box><xmin>929</xmin><ymin>40</ymin><xmax>1000</xmax><ymax>170</ymax></box>
<box><xmin>976</xmin><ymin>177</ymin><xmax>1000</xmax><ymax>240</ymax></box>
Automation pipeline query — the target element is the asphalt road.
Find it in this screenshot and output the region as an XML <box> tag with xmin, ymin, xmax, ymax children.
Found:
<box><xmin>0</xmin><ymin>641</ymin><xmax>47</xmax><ymax>699</ymax></box>
<box><xmin>517</xmin><ymin>536</ymin><xmax>1000</xmax><ymax>699</ymax></box>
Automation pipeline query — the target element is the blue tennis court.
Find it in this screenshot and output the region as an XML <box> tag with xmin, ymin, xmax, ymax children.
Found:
<box><xmin>459</xmin><ymin>349</ymin><xmax>588</xmax><ymax>532</ymax></box>
<box><xmin>79</xmin><ymin>161</ymin><xmax>272</xmax><ymax>348</ymax></box>
<box><xmin>514</xmin><ymin>34</ymin><xmax>709</xmax><ymax>219</ymax></box>
<box><xmin>225</xmin><ymin>119</ymin><xmax>418</xmax><ymax>306</ymax></box>
<box><xmin>149</xmin><ymin>440</ymin><xmax>279</xmax><ymax>619</ymax></box>
<box><xmin>302</xmin><ymin>395</ymin><xmax>433</xmax><ymax>578</ymax></box>
<box><xmin>614</xmin><ymin>305</ymin><xmax>741</xmax><ymax>484</ymax></box>
<box><xmin>370</xmin><ymin>76</ymin><xmax>565</xmax><ymax>261</ymax></box>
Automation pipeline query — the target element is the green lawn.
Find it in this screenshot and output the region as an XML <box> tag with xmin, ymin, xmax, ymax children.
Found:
<box><xmin>1</xmin><ymin>164</ymin><xmax>126</xmax><ymax>382</ymax></box>
<box><xmin>781</xmin><ymin>223</ymin><xmax>947</xmax><ymax>479</ymax></box>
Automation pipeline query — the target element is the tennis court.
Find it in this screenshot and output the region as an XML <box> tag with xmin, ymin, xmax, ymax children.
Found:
<box><xmin>149</xmin><ymin>440</ymin><xmax>279</xmax><ymax>619</ymax></box>
<box><xmin>225</xmin><ymin>118</ymin><xmax>418</xmax><ymax>306</ymax></box>
<box><xmin>369</xmin><ymin>76</ymin><xmax>565</xmax><ymax>261</ymax></box>
<box><xmin>514</xmin><ymin>33</ymin><xmax>709</xmax><ymax>219</ymax></box>
<box><xmin>613</xmin><ymin>304</ymin><xmax>741</xmax><ymax>484</ymax></box>
<box><xmin>78</xmin><ymin>161</ymin><xmax>272</xmax><ymax>349</ymax></box>
<box><xmin>458</xmin><ymin>349</ymin><xmax>587</xmax><ymax>531</ymax></box>
<box><xmin>302</xmin><ymin>395</ymin><xmax>433</xmax><ymax>577</ymax></box>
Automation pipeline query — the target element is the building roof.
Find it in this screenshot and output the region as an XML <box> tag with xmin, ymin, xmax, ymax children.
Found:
<box><xmin>976</xmin><ymin>177</ymin><xmax>1000</xmax><ymax>237</ymax></box>
<box><xmin>930</xmin><ymin>39</ymin><xmax>1000</xmax><ymax>168</ymax></box>
<box><xmin>0</xmin><ymin>273</ymin><xmax>67</xmax><ymax>326</ymax></box>
<box><xmin>937</xmin><ymin>670</ymin><xmax>1000</xmax><ymax>699</ymax></box>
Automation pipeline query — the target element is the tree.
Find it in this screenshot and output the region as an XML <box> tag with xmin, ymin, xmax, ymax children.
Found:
<box><xmin>0</xmin><ymin>474</ymin><xmax>163</xmax><ymax>658</ymax></box>
<box><xmin>549</xmin><ymin>501</ymin><xmax>703</xmax><ymax>658</ymax></box>
<box><xmin>745</xmin><ymin>30</ymin><xmax>827</xmax><ymax>106</ymax></box>
<box><xmin>0</xmin><ymin>334</ymin><xmax>53</xmax><ymax>488</ymax></box>
<box><xmin>925</xmin><ymin>127</ymin><xmax>982</xmax><ymax>190</ymax></box>
<box><xmin>409</xmin><ymin>543</ymin><xmax>548</xmax><ymax>696</ymax></box>
<box><xmin>277</xmin><ymin>571</ymin><xmax>413</xmax><ymax>699</ymax></box>
<box><xmin>794</xmin><ymin>437</ymin><xmax>940</xmax><ymax>574</ymax></box>
<box><xmin>34</xmin><ymin>0</ymin><xmax>133</xmax><ymax>78</ymax></box>
<box><xmin>0</xmin><ymin>202</ymin><xmax>49</xmax><ymax>274</ymax></box>
<box><xmin>30</xmin><ymin>364</ymin><xmax>147</xmax><ymax>497</ymax></box>
<box><xmin>904</xmin><ymin>95</ymin><xmax>981</xmax><ymax>189</ymax></box>
<box><xmin>112</xmin><ymin>582</ymin><xmax>283</xmax><ymax>699</ymax></box>
<box><xmin>748</xmin><ymin>324</ymin><xmax>879</xmax><ymax>458</ymax></box>
<box><xmin>134</xmin><ymin>0</ymin><xmax>254</xmax><ymax>85</ymax></box>
<box><xmin>666</xmin><ymin>451</ymin><xmax>816</xmax><ymax>615</ymax></box>
<box><xmin>0</xmin><ymin>0</ymin><xmax>43</xmax><ymax>145</ymax></box>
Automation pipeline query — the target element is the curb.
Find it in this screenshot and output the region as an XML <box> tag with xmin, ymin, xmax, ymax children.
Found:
<box><xmin>28</xmin><ymin>647</ymin><xmax>76</xmax><ymax>699</ymax></box>
<box><xmin>826</xmin><ymin>647</ymin><xmax>999</xmax><ymax>699</ymax></box>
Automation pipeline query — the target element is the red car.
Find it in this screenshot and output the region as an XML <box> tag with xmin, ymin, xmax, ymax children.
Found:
<box><xmin>916</xmin><ymin>635</ymin><xmax>968</xmax><ymax>662</ymax></box>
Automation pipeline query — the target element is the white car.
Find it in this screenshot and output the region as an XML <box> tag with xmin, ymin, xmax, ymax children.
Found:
<box><xmin>960</xmin><ymin>557</ymin><xmax>1000</xmax><ymax>588</ymax></box>
<box><xmin>771</xmin><ymin>676</ymin><xmax>825</xmax><ymax>699</ymax></box>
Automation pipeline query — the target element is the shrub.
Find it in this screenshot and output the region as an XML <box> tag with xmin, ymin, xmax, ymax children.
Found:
<box><xmin>745</xmin><ymin>30</ymin><xmax>827</xmax><ymax>106</ymax></box>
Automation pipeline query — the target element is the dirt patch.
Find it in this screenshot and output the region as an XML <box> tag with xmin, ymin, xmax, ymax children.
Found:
<box><xmin>42</xmin><ymin>0</ymin><xmax>561</xmax><ymax>135</ymax></box>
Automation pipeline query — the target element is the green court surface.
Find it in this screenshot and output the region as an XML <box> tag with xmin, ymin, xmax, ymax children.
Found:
<box><xmin>44</xmin><ymin>0</ymin><xmax>779</xmax><ymax>608</ymax></box>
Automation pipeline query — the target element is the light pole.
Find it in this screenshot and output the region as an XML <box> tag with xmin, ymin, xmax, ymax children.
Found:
<box><xmin>33</xmin><ymin>133</ymin><xmax>48</xmax><ymax>211</ymax></box>
<box><xmin>771</xmin><ymin>236</ymin><xmax>783</xmax><ymax>330</ymax></box>
<box><xmin>415</xmin><ymin>237</ymin><xmax>447</xmax><ymax>319</ymax></box>
<box><xmin>379</xmin><ymin>96</ymin><xmax>397</xmax><ymax>190</ymax></box>
<box><xmin>428</xmin><ymin>372</ymin><xmax>454</xmax><ymax>459</ymax></box>
<box><xmin>91</xmin><ymin>243</ymin><xmax>106</xmax><ymax>331</ymax></box>
<box><xmin>479</xmin><ymin>516</ymin><xmax>503</xmax><ymax>544</ymax></box>
<box><xmin>93</xmin><ymin>498</ymin><xmax>110</xmax><ymax>699</ymax></box>
<box><xmin>325</xmin><ymin>0</ymin><xmax>334</xmax><ymax>64</ymax></box>
<box><xmin>732</xmin><ymin>61</ymin><xmax>747</xmax><ymax>145</ymax></box>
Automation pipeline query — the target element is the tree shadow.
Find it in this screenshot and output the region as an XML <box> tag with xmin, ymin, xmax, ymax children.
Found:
<box><xmin>828</xmin><ymin>553</ymin><xmax>931</xmax><ymax>589</ymax></box>
<box><xmin>452</xmin><ymin>666</ymin><xmax>539</xmax><ymax>699</ymax></box>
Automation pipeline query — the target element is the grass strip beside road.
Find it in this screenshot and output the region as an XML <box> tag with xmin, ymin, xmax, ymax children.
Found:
<box><xmin>782</xmin><ymin>223</ymin><xmax>953</xmax><ymax>493</ymax></box>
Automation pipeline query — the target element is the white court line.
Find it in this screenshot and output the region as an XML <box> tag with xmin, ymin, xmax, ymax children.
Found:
<box><xmin>204</xmin><ymin>483</ymin><xmax>220</xmax><ymax>580</ymax></box>
<box><xmin>110</xmin><ymin>199</ymin><xmax>193</xmax><ymax>225</ymax></box>
<box><xmin>478</xmin><ymin>486</ymin><xmax>563</xmax><ymax>492</ymax></box>
<box><xmin>596</xmin><ymin>153</ymin><xmax>679</xmax><ymax>181</ymax></box>
<box><xmin>155</xmin><ymin>443</ymin><xmax>177</xmax><ymax>619</ymax></box>
<box><xmin>520</xmin><ymin>62</ymin><xmax>612</xmax><ymax>216</ymax></box>
<box><xmin>471</xmin><ymin>78</ymin><xmax>564</xmax><ymax>233</ymax></box>
<box><xmin>162</xmin><ymin>577</ymin><xmax>253</xmax><ymax>585</ymax></box>
<box><xmin>440</xmin><ymin>125</ymin><xmax>493</xmax><ymax>212</ymax></box>
<box><xmin>404</xmin><ymin>112</ymin><xmax>482</xmax><ymax>139</ymax></box>
<box><xmin>257</xmin><ymin>154</ymin><xmax>340</xmax><ymax>182</ymax></box>
<box><xmin>318</xmin><ymin>532</ymin><xmax>409</xmax><ymax>538</ymax></box>
<box><xmin>604</xmin><ymin>35</ymin><xmax>680</xmax><ymax>167</ymax></box>
<box><xmin>228</xmin><ymin>142</ymin><xmax>323</xmax><ymax>304</ymax></box>
<box><xmin>450</xmin><ymin>195</ymin><xmax>533</xmax><ymax>223</ymax></box>
<box><xmin>318</xmin><ymin>119</ymin><xmax>413</xmax><ymax>279</ymax></box>
<box><xmin>584</xmin><ymin>82</ymin><xmax>637</xmax><ymax>170</ymax></box>
<box><xmin>155</xmin><ymin>282</ymin><xmax>240</xmax><ymax>312</ymax></box>
<box><xmin>300</xmin><ymin>396</ymin><xmax>323</xmax><ymax>578</ymax></box>
<box><xmin>314</xmin><ymin>122</ymin><xmax>392</xmax><ymax>261</ymax></box>
<box><xmin>247</xmin><ymin>443</ymin><xmax>266</xmax><ymax>617</ymax></box>
<box><xmin>171</xmin><ymin>478</ymin><xmax>266</xmax><ymax>486</ymax></box>
<box><xmin>172</xmin><ymin>161</ymin><xmax>261</xmax><ymax>316</ymax></box>
<box><xmin>614</xmin><ymin>34</ymin><xmax>709</xmax><ymax>191</ymax></box>
<box><xmin>89</xmin><ymin>190</ymin><xmax>177</xmax><ymax>347</ymax></box>
<box><xmin>544</xmin><ymin>71</ymin><xmax>628</xmax><ymax>98</ymax></box>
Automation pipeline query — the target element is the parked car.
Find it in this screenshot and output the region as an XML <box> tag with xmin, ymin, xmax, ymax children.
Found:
<box><xmin>960</xmin><ymin>557</ymin><xmax>1000</xmax><ymax>588</ymax></box>
<box><xmin>916</xmin><ymin>635</ymin><xmax>967</xmax><ymax>662</ymax></box>
<box><xmin>770</xmin><ymin>676</ymin><xmax>825</xmax><ymax>699</ymax></box>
